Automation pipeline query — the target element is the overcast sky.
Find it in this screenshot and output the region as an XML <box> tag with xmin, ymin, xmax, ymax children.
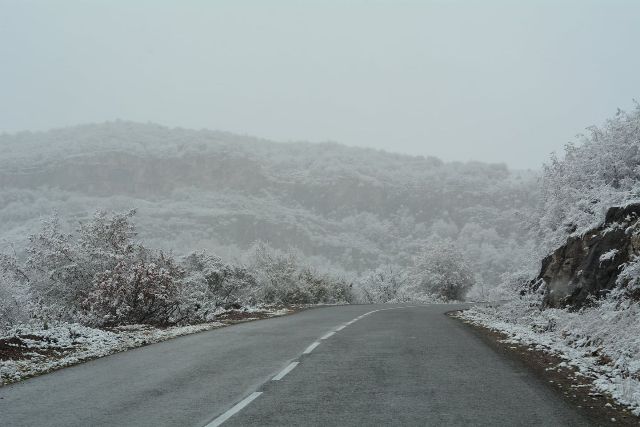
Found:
<box><xmin>1</xmin><ymin>0</ymin><xmax>639</xmax><ymax>169</ymax></box>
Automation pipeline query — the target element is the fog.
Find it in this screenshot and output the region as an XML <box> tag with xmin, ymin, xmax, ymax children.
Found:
<box><xmin>2</xmin><ymin>0</ymin><xmax>639</xmax><ymax>168</ymax></box>
<box><xmin>4</xmin><ymin>2</ymin><xmax>640</xmax><ymax>417</ymax></box>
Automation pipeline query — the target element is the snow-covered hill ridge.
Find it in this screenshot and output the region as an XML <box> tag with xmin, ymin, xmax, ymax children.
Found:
<box><xmin>0</xmin><ymin>121</ymin><xmax>536</xmax><ymax>283</ymax></box>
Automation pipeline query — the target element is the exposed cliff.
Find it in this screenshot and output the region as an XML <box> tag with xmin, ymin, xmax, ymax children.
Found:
<box><xmin>538</xmin><ymin>203</ymin><xmax>640</xmax><ymax>308</ymax></box>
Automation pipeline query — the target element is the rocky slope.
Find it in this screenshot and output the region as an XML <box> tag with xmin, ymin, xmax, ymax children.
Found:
<box><xmin>537</xmin><ymin>203</ymin><xmax>640</xmax><ymax>308</ymax></box>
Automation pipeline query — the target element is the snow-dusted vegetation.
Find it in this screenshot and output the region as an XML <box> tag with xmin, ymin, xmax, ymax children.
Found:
<box><xmin>0</xmin><ymin>121</ymin><xmax>538</xmax><ymax>382</ymax></box>
<box><xmin>0</xmin><ymin>121</ymin><xmax>537</xmax><ymax>288</ymax></box>
<box><xmin>356</xmin><ymin>240</ymin><xmax>474</xmax><ymax>303</ymax></box>
<box><xmin>0</xmin><ymin>205</ymin><xmax>474</xmax><ymax>384</ymax></box>
<box><xmin>0</xmin><ymin>208</ymin><xmax>346</xmax><ymax>384</ymax></box>
<box><xmin>0</xmin><ymin>309</ymin><xmax>293</xmax><ymax>386</ymax></box>
<box><xmin>460</xmin><ymin>104</ymin><xmax>640</xmax><ymax>413</ymax></box>
<box><xmin>4</xmin><ymin>105</ymin><xmax>640</xmax><ymax>409</ymax></box>
<box><xmin>532</xmin><ymin>105</ymin><xmax>640</xmax><ymax>257</ymax></box>
<box><xmin>459</xmin><ymin>296</ymin><xmax>640</xmax><ymax>415</ymax></box>
<box><xmin>0</xmin><ymin>210</ymin><xmax>351</xmax><ymax>330</ymax></box>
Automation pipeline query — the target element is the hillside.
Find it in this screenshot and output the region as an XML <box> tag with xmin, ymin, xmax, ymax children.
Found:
<box><xmin>0</xmin><ymin>121</ymin><xmax>537</xmax><ymax>286</ymax></box>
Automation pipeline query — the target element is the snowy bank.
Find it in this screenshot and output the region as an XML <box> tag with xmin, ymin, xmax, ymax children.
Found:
<box><xmin>456</xmin><ymin>298</ymin><xmax>640</xmax><ymax>415</ymax></box>
<box><xmin>0</xmin><ymin>307</ymin><xmax>292</xmax><ymax>386</ymax></box>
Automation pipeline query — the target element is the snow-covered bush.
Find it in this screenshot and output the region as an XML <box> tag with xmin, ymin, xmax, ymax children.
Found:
<box><xmin>357</xmin><ymin>266</ymin><xmax>409</xmax><ymax>303</ymax></box>
<box><xmin>24</xmin><ymin>213</ymin><xmax>89</xmax><ymax>320</ymax></box>
<box><xmin>297</xmin><ymin>266</ymin><xmax>353</xmax><ymax>304</ymax></box>
<box><xmin>179</xmin><ymin>251</ymin><xmax>257</xmax><ymax>321</ymax></box>
<box><xmin>0</xmin><ymin>254</ymin><xmax>29</xmax><ymax>332</ymax></box>
<box><xmin>247</xmin><ymin>242</ymin><xmax>302</xmax><ymax>304</ymax></box>
<box><xmin>246</xmin><ymin>242</ymin><xmax>352</xmax><ymax>305</ymax></box>
<box><xmin>410</xmin><ymin>240</ymin><xmax>474</xmax><ymax>301</ymax></box>
<box><xmin>81</xmin><ymin>247</ymin><xmax>183</xmax><ymax>326</ymax></box>
<box><xmin>0</xmin><ymin>268</ymin><xmax>30</xmax><ymax>331</ymax></box>
<box><xmin>3</xmin><ymin>210</ymin><xmax>185</xmax><ymax>326</ymax></box>
<box><xmin>0</xmin><ymin>210</ymin><xmax>356</xmax><ymax>331</ymax></box>
<box><xmin>483</xmin><ymin>270</ymin><xmax>538</xmax><ymax>301</ymax></box>
<box><xmin>616</xmin><ymin>255</ymin><xmax>640</xmax><ymax>300</ymax></box>
<box><xmin>356</xmin><ymin>248</ymin><xmax>476</xmax><ymax>303</ymax></box>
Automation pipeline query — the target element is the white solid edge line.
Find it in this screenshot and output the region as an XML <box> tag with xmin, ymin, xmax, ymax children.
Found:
<box><xmin>321</xmin><ymin>331</ymin><xmax>335</xmax><ymax>340</ymax></box>
<box><xmin>303</xmin><ymin>341</ymin><xmax>321</xmax><ymax>354</ymax></box>
<box><xmin>335</xmin><ymin>324</ymin><xmax>347</xmax><ymax>331</ymax></box>
<box><xmin>205</xmin><ymin>392</ymin><xmax>263</xmax><ymax>427</ymax></box>
<box><xmin>272</xmin><ymin>362</ymin><xmax>299</xmax><ymax>381</ymax></box>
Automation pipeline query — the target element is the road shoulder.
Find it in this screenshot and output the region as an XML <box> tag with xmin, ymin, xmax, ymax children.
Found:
<box><xmin>0</xmin><ymin>305</ymin><xmax>314</xmax><ymax>387</ymax></box>
<box><xmin>449</xmin><ymin>310</ymin><xmax>640</xmax><ymax>426</ymax></box>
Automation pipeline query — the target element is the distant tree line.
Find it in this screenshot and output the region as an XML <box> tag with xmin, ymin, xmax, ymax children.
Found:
<box><xmin>0</xmin><ymin>209</ymin><xmax>479</xmax><ymax>331</ymax></box>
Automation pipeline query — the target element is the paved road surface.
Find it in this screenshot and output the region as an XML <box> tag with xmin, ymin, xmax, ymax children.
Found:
<box><xmin>0</xmin><ymin>305</ymin><xmax>591</xmax><ymax>426</ymax></box>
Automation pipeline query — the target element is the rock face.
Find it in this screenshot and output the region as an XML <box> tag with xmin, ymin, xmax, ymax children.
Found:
<box><xmin>538</xmin><ymin>204</ymin><xmax>640</xmax><ymax>308</ymax></box>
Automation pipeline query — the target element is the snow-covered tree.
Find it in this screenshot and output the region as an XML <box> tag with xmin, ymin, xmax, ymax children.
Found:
<box><xmin>179</xmin><ymin>251</ymin><xmax>256</xmax><ymax>321</ymax></box>
<box><xmin>358</xmin><ymin>265</ymin><xmax>409</xmax><ymax>303</ymax></box>
<box><xmin>24</xmin><ymin>213</ymin><xmax>89</xmax><ymax>320</ymax></box>
<box><xmin>0</xmin><ymin>121</ymin><xmax>539</xmax><ymax>293</ymax></box>
<box><xmin>534</xmin><ymin>104</ymin><xmax>640</xmax><ymax>256</ymax></box>
<box><xmin>246</xmin><ymin>241</ymin><xmax>352</xmax><ymax>304</ymax></box>
<box><xmin>247</xmin><ymin>242</ymin><xmax>302</xmax><ymax>304</ymax></box>
<box><xmin>410</xmin><ymin>240</ymin><xmax>474</xmax><ymax>301</ymax></box>
<box><xmin>298</xmin><ymin>266</ymin><xmax>353</xmax><ymax>304</ymax></box>
<box><xmin>0</xmin><ymin>252</ymin><xmax>31</xmax><ymax>330</ymax></box>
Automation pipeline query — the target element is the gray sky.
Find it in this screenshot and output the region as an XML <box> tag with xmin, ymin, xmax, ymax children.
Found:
<box><xmin>1</xmin><ymin>0</ymin><xmax>639</xmax><ymax>169</ymax></box>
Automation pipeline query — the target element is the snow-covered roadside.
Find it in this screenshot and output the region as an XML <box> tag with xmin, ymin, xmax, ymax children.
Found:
<box><xmin>0</xmin><ymin>307</ymin><xmax>292</xmax><ymax>386</ymax></box>
<box><xmin>455</xmin><ymin>297</ymin><xmax>640</xmax><ymax>415</ymax></box>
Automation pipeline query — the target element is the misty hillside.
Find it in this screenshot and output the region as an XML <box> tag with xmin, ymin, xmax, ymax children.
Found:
<box><xmin>0</xmin><ymin>121</ymin><xmax>537</xmax><ymax>285</ymax></box>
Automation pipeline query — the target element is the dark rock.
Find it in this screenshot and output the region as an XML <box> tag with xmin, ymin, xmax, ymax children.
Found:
<box><xmin>538</xmin><ymin>203</ymin><xmax>640</xmax><ymax>308</ymax></box>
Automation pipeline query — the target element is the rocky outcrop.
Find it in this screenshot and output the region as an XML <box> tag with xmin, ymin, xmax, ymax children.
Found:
<box><xmin>538</xmin><ymin>204</ymin><xmax>640</xmax><ymax>308</ymax></box>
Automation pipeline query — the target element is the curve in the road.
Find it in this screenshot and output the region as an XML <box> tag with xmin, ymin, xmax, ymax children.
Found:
<box><xmin>205</xmin><ymin>306</ymin><xmax>415</xmax><ymax>427</ymax></box>
<box><xmin>0</xmin><ymin>304</ymin><xmax>594</xmax><ymax>427</ymax></box>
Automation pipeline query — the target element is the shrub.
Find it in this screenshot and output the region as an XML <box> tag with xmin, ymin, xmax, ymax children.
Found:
<box><xmin>81</xmin><ymin>247</ymin><xmax>183</xmax><ymax>326</ymax></box>
<box><xmin>247</xmin><ymin>242</ymin><xmax>353</xmax><ymax>305</ymax></box>
<box><xmin>11</xmin><ymin>210</ymin><xmax>185</xmax><ymax>326</ymax></box>
<box><xmin>411</xmin><ymin>240</ymin><xmax>474</xmax><ymax>301</ymax></box>
<box><xmin>1</xmin><ymin>211</ymin><xmax>355</xmax><ymax>330</ymax></box>
<box><xmin>357</xmin><ymin>266</ymin><xmax>408</xmax><ymax>303</ymax></box>
<box><xmin>179</xmin><ymin>251</ymin><xmax>257</xmax><ymax>321</ymax></box>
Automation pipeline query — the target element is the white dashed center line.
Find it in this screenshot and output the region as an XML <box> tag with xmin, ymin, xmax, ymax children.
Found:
<box><xmin>320</xmin><ymin>331</ymin><xmax>336</xmax><ymax>340</ymax></box>
<box><xmin>205</xmin><ymin>392</ymin><xmax>263</xmax><ymax>427</ymax></box>
<box><xmin>203</xmin><ymin>306</ymin><xmax>418</xmax><ymax>426</ymax></box>
<box><xmin>272</xmin><ymin>362</ymin><xmax>299</xmax><ymax>381</ymax></box>
<box><xmin>303</xmin><ymin>341</ymin><xmax>321</xmax><ymax>354</ymax></box>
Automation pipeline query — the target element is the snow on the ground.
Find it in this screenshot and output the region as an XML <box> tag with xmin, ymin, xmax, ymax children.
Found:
<box><xmin>456</xmin><ymin>297</ymin><xmax>640</xmax><ymax>415</ymax></box>
<box><xmin>600</xmin><ymin>249</ymin><xmax>619</xmax><ymax>263</ymax></box>
<box><xmin>0</xmin><ymin>307</ymin><xmax>292</xmax><ymax>386</ymax></box>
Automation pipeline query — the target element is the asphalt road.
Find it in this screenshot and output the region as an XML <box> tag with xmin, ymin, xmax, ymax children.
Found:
<box><xmin>0</xmin><ymin>305</ymin><xmax>592</xmax><ymax>426</ymax></box>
